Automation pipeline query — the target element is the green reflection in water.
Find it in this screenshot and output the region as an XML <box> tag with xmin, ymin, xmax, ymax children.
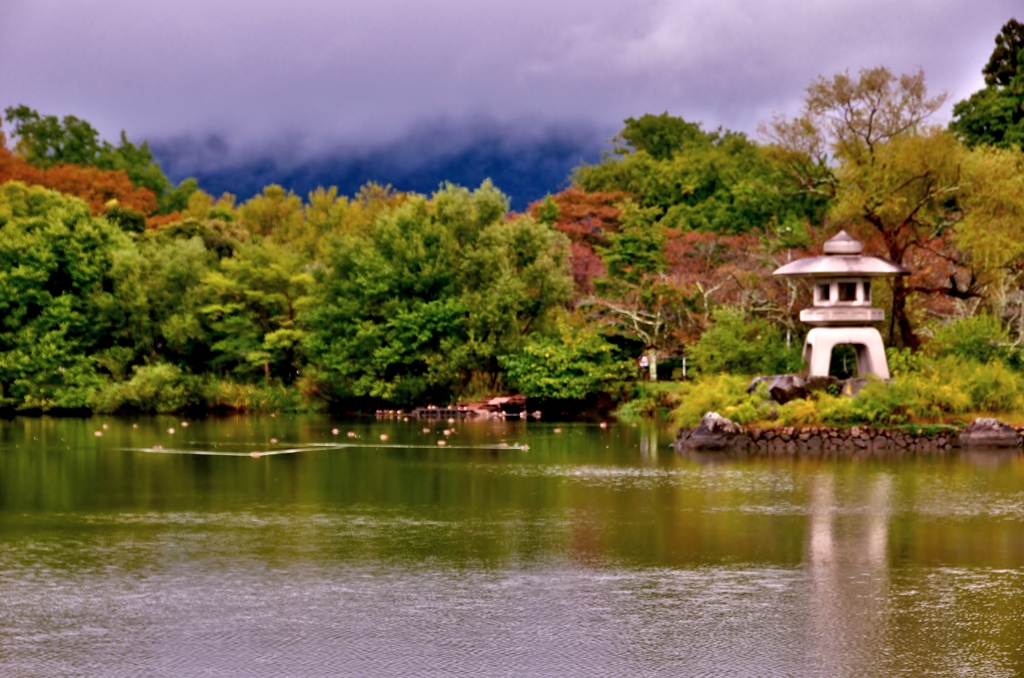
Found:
<box><xmin>1</xmin><ymin>415</ymin><xmax>1024</xmax><ymax>676</ymax></box>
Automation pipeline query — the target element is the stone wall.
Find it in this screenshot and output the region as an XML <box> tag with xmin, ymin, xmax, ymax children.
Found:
<box><xmin>674</xmin><ymin>414</ymin><xmax>1024</xmax><ymax>458</ymax></box>
<box><xmin>745</xmin><ymin>426</ymin><xmax>958</xmax><ymax>456</ymax></box>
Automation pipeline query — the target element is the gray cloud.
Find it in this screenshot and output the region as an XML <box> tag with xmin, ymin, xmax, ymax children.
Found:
<box><xmin>0</xmin><ymin>0</ymin><xmax>1018</xmax><ymax>156</ymax></box>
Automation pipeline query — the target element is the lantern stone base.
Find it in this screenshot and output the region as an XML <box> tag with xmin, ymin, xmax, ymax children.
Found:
<box><xmin>803</xmin><ymin>327</ymin><xmax>890</xmax><ymax>380</ymax></box>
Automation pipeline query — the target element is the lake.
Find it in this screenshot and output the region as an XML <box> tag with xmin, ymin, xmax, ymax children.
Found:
<box><xmin>1</xmin><ymin>415</ymin><xmax>1023</xmax><ymax>676</ymax></box>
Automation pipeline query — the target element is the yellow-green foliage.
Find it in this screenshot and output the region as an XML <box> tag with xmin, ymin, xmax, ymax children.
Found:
<box><xmin>831</xmin><ymin>358</ymin><xmax>1024</xmax><ymax>424</ymax></box>
<box><xmin>777</xmin><ymin>398</ymin><xmax>821</xmax><ymax>426</ymax></box>
<box><xmin>671</xmin><ymin>375</ymin><xmax>767</xmax><ymax>426</ymax></box>
<box><xmin>212</xmin><ymin>381</ymin><xmax>311</xmax><ymax>413</ymax></box>
<box><xmin>671</xmin><ymin>356</ymin><xmax>1024</xmax><ymax>428</ymax></box>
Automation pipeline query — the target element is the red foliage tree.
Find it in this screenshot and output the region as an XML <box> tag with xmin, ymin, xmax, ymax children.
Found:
<box><xmin>0</xmin><ymin>134</ymin><xmax>157</xmax><ymax>215</ymax></box>
<box><xmin>529</xmin><ymin>188</ymin><xmax>629</xmax><ymax>296</ymax></box>
<box><xmin>662</xmin><ymin>230</ymin><xmax>811</xmax><ymax>346</ymax></box>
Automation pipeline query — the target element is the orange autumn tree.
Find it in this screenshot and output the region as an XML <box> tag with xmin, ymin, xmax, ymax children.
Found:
<box><xmin>0</xmin><ymin>132</ymin><xmax>157</xmax><ymax>215</ymax></box>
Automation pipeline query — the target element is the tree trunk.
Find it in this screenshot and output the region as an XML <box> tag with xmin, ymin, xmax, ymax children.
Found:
<box><xmin>648</xmin><ymin>349</ymin><xmax>658</xmax><ymax>382</ymax></box>
<box><xmin>891</xmin><ymin>275</ymin><xmax>920</xmax><ymax>350</ymax></box>
<box><xmin>879</xmin><ymin>223</ymin><xmax>920</xmax><ymax>351</ymax></box>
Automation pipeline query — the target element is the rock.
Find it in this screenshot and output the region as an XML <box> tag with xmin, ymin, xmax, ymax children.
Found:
<box><xmin>769</xmin><ymin>375</ymin><xmax>807</xmax><ymax>405</ymax></box>
<box><xmin>746</xmin><ymin>375</ymin><xmax>776</xmax><ymax>394</ymax></box>
<box><xmin>805</xmin><ymin>375</ymin><xmax>840</xmax><ymax>394</ymax></box>
<box><xmin>958</xmin><ymin>418</ymin><xmax>1022</xmax><ymax>449</ymax></box>
<box><xmin>748</xmin><ymin>374</ymin><xmax>807</xmax><ymax>405</ymax></box>
<box><xmin>675</xmin><ymin>412</ymin><xmax>751</xmax><ymax>452</ymax></box>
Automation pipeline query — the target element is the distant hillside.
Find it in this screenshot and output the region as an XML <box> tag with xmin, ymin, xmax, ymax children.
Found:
<box><xmin>151</xmin><ymin>127</ymin><xmax>606</xmax><ymax>211</ymax></box>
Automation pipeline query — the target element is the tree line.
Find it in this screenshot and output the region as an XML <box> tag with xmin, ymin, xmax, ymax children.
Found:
<box><xmin>1</xmin><ymin>18</ymin><xmax>1023</xmax><ymax>414</ymax></box>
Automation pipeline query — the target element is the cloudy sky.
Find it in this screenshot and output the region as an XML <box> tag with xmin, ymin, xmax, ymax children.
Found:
<box><xmin>0</xmin><ymin>0</ymin><xmax>1019</xmax><ymax>204</ymax></box>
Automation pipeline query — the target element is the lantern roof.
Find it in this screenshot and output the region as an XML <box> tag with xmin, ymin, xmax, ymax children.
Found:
<box><xmin>773</xmin><ymin>230</ymin><xmax>909</xmax><ymax>278</ymax></box>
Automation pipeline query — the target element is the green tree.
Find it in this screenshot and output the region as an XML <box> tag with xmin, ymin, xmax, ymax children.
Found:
<box><xmin>950</xmin><ymin>85</ymin><xmax>1024</xmax><ymax>150</ymax></box>
<box><xmin>950</xmin><ymin>19</ymin><xmax>1024</xmax><ymax>150</ymax></box>
<box><xmin>983</xmin><ymin>18</ymin><xmax>1024</xmax><ymax>86</ymax></box>
<box><xmin>304</xmin><ymin>182</ymin><xmax>572</xmax><ymax>406</ymax></box>
<box><xmin>690</xmin><ymin>307</ymin><xmax>800</xmax><ymax>376</ymax></box>
<box><xmin>585</xmin><ymin>203</ymin><xmax>672</xmax><ymax>381</ymax></box>
<box><xmin>161</xmin><ymin>178</ymin><xmax>201</xmax><ymax>214</ymax></box>
<box><xmin>615</xmin><ymin>112</ymin><xmax>707</xmax><ymax>161</ymax></box>
<box><xmin>576</xmin><ymin>116</ymin><xmax>826</xmax><ymax>235</ymax></box>
<box><xmin>104</xmin><ymin>234</ymin><xmax>216</xmax><ymax>376</ymax></box>
<box><xmin>201</xmin><ymin>240</ymin><xmax>315</xmax><ymax>382</ymax></box>
<box><xmin>3</xmin><ymin>105</ymin><xmax>102</xmax><ymax>166</ymax></box>
<box><xmin>0</xmin><ymin>182</ymin><xmax>131</xmax><ymax>409</ymax></box>
<box><xmin>3</xmin><ymin>105</ymin><xmax>198</xmax><ymax>213</ymax></box>
<box><xmin>499</xmin><ymin>321</ymin><xmax>632</xmax><ymax>399</ymax></box>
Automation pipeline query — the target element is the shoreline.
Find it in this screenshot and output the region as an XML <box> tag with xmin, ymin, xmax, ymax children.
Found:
<box><xmin>674</xmin><ymin>419</ymin><xmax>1024</xmax><ymax>457</ymax></box>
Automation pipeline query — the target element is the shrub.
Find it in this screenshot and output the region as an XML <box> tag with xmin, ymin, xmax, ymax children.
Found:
<box><xmin>777</xmin><ymin>398</ymin><xmax>821</xmax><ymax>426</ymax></box>
<box><xmin>668</xmin><ymin>355</ymin><xmax>1024</xmax><ymax>428</ymax></box>
<box><xmin>961</xmin><ymin>359</ymin><xmax>1024</xmax><ymax>411</ymax></box>
<box><xmin>671</xmin><ymin>374</ymin><xmax>758</xmax><ymax>426</ymax></box>
<box><xmin>211</xmin><ymin>380</ymin><xmax>311</xmax><ymax>413</ymax></box>
<box><xmin>90</xmin><ymin>363</ymin><xmax>209</xmax><ymax>413</ymax></box>
<box><xmin>689</xmin><ymin>307</ymin><xmax>801</xmax><ymax>376</ymax></box>
<box><xmin>499</xmin><ymin>326</ymin><xmax>633</xmax><ymax>400</ymax></box>
<box><xmin>929</xmin><ymin>315</ymin><xmax>1011</xmax><ymax>364</ymax></box>
<box><xmin>614</xmin><ymin>383</ymin><xmax>683</xmax><ymax>420</ymax></box>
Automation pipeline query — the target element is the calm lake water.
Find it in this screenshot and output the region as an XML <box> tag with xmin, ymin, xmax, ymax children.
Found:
<box><xmin>2</xmin><ymin>415</ymin><xmax>1024</xmax><ymax>677</ymax></box>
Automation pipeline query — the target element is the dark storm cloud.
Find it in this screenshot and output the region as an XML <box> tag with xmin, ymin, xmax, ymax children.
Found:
<box><xmin>149</xmin><ymin>119</ymin><xmax>604</xmax><ymax>210</ymax></box>
<box><xmin>0</xmin><ymin>0</ymin><xmax>1019</xmax><ymax>202</ymax></box>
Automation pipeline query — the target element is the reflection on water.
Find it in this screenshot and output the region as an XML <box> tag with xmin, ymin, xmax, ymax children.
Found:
<box><xmin>1</xmin><ymin>416</ymin><xmax>1024</xmax><ymax>676</ymax></box>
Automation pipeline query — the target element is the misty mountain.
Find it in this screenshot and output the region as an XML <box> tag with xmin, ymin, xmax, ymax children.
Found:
<box><xmin>150</xmin><ymin>126</ymin><xmax>608</xmax><ymax>211</ymax></box>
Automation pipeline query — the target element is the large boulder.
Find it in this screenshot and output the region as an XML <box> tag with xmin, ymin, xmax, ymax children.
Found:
<box><xmin>769</xmin><ymin>374</ymin><xmax>807</xmax><ymax>404</ymax></box>
<box><xmin>958</xmin><ymin>418</ymin><xmax>1022</xmax><ymax>449</ymax></box>
<box><xmin>747</xmin><ymin>374</ymin><xmax>806</xmax><ymax>404</ymax></box>
<box><xmin>675</xmin><ymin>411</ymin><xmax>751</xmax><ymax>452</ymax></box>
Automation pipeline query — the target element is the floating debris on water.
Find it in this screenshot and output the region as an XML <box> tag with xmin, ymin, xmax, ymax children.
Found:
<box><xmin>125</xmin><ymin>439</ymin><xmax>528</xmax><ymax>457</ymax></box>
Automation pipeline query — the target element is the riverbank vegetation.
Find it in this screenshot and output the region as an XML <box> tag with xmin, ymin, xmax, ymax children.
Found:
<box><xmin>3</xmin><ymin>19</ymin><xmax>1024</xmax><ymax>419</ymax></box>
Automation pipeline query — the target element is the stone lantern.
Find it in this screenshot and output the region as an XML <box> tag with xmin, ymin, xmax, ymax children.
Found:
<box><xmin>773</xmin><ymin>230</ymin><xmax>908</xmax><ymax>380</ymax></box>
